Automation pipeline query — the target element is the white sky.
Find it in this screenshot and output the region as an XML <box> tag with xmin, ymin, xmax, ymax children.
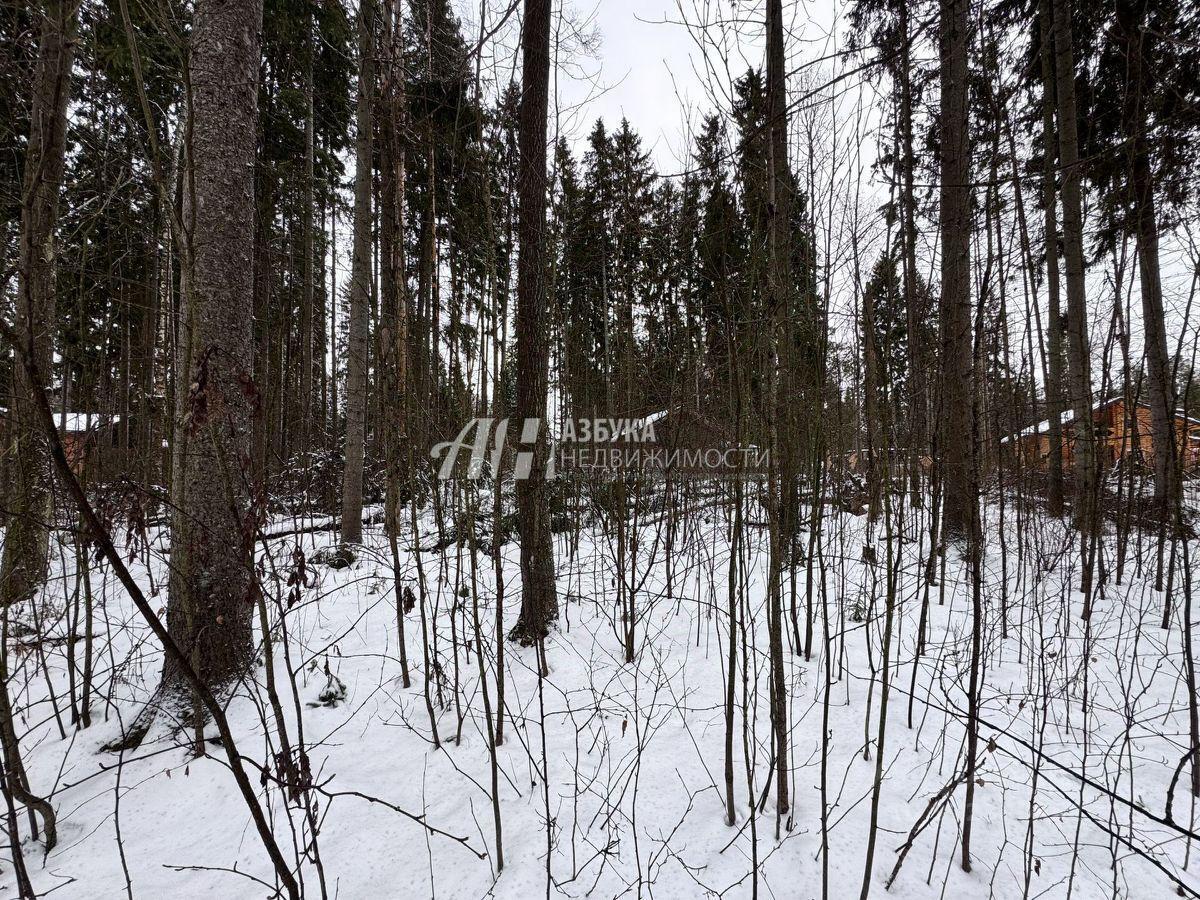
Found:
<box><xmin>553</xmin><ymin>0</ymin><xmax>704</xmax><ymax>169</ymax></box>
<box><xmin>463</xmin><ymin>0</ymin><xmax>845</xmax><ymax>171</ymax></box>
<box><xmin>550</xmin><ymin>0</ymin><xmax>843</xmax><ymax>172</ymax></box>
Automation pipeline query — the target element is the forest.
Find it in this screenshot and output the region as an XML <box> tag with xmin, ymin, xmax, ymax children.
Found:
<box><xmin>0</xmin><ymin>0</ymin><xmax>1199</xmax><ymax>896</ymax></box>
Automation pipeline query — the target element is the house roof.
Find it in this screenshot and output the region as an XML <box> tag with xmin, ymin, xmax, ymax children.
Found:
<box><xmin>1000</xmin><ymin>417</ymin><xmax>1057</xmax><ymax>443</ymax></box>
<box><xmin>1002</xmin><ymin>397</ymin><xmax>1200</xmax><ymax>444</ymax></box>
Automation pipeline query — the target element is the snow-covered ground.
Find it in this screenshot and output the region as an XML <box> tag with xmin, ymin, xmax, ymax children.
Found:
<box><xmin>7</xmin><ymin>487</ymin><xmax>1200</xmax><ymax>899</ymax></box>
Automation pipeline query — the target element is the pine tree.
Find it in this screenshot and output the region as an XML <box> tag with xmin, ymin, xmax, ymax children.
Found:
<box><xmin>694</xmin><ymin>113</ymin><xmax>746</xmax><ymax>401</ymax></box>
<box><xmin>764</xmin><ymin>0</ymin><xmax>792</xmax><ymax>818</ymax></box>
<box><xmin>509</xmin><ymin>0</ymin><xmax>557</xmax><ymax>646</ymax></box>
<box><xmin>161</xmin><ymin>0</ymin><xmax>263</xmax><ymax>698</ymax></box>
<box><xmin>339</xmin><ymin>0</ymin><xmax>375</xmax><ymax>548</ymax></box>
<box><xmin>1037</xmin><ymin>0</ymin><xmax>1067</xmax><ymax>517</ymax></box>
<box><xmin>1051</xmin><ymin>0</ymin><xmax>1098</xmax><ymax>537</ymax></box>
<box><xmin>936</xmin><ymin>0</ymin><xmax>976</xmax><ymax>542</ymax></box>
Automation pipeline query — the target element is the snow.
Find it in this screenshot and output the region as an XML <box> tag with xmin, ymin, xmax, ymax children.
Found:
<box><xmin>6</xmin><ymin>491</ymin><xmax>1200</xmax><ymax>899</ymax></box>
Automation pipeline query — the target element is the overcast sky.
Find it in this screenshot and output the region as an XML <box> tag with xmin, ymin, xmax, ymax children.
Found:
<box><xmin>546</xmin><ymin>0</ymin><xmax>843</xmax><ymax>171</ymax></box>
<box><xmin>554</xmin><ymin>0</ymin><xmax>700</xmax><ymax>169</ymax></box>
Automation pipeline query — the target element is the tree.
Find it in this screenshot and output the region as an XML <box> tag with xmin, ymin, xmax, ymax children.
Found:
<box><xmin>244</xmin><ymin>0</ymin><xmax>351</xmax><ymax>483</ymax></box>
<box><xmin>1093</xmin><ymin>0</ymin><xmax>1200</xmax><ymax>512</ymax></box>
<box><xmin>764</xmin><ymin>0</ymin><xmax>791</xmax><ymax>819</ymax></box>
<box><xmin>1051</xmin><ymin>0</ymin><xmax>1098</xmax><ymax>537</ymax></box>
<box><xmin>552</xmin><ymin>138</ymin><xmax>599</xmax><ymax>417</ymax></box>
<box><xmin>861</xmin><ymin>253</ymin><xmax>934</xmax><ymax>423</ymax></box>
<box><xmin>381</xmin><ymin>0</ymin><xmax>411</xmax><ymax>686</ymax></box>
<box><xmin>509</xmin><ymin>0</ymin><xmax>556</xmax><ymax>646</ymax></box>
<box><xmin>0</xmin><ymin>0</ymin><xmax>80</xmax><ymax>857</ymax></box>
<box><xmin>895</xmin><ymin>0</ymin><xmax>929</xmax><ymax>506</ymax></box>
<box><xmin>339</xmin><ymin>0</ymin><xmax>375</xmax><ymax>548</ymax></box>
<box><xmin>404</xmin><ymin>0</ymin><xmax>474</xmax><ymax>440</ymax></box>
<box><xmin>937</xmin><ymin>0</ymin><xmax>981</xmax><ymax>874</ymax></box>
<box><xmin>1037</xmin><ymin>0</ymin><xmax>1067</xmax><ymax>517</ymax></box>
<box><xmin>694</xmin><ymin>114</ymin><xmax>745</xmax><ymax>398</ymax></box>
<box><xmin>160</xmin><ymin>0</ymin><xmax>264</xmax><ymax>697</ymax></box>
<box><xmin>936</xmin><ymin>0</ymin><xmax>975</xmax><ymax>543</ymax></box>
<box><xmin>1</xmin><ymin>0</ymin><xmax>79</xmax><ymax>609</ymax></box>
<box><xmin>300</xmin><ymin>2</ymin><xmax>316</xmax><ymax>452</ymax></box>
<box><xmin>847</xmin><ymin>0</ymin><xmax>933</xmax><ymax>505</ymax></box>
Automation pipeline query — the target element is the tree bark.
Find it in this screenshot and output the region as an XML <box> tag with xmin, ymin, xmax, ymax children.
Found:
<box><xmin>936</xmin><ymin>0</ymin><xmax>975</xmax><ymax>541</ymax></box>
<box><xmin>162</xmin><ymin>0</ymin><xmax>264</xmax><ymax>695</ymax></box>
<box><xmin>1116</xmin><ymin>0</ymin><xmax>1176</xmax><ymax>512</ymax></box>
<box><xmin>340</xmin><ymin>0</ymin><xmax>375</xmax><ymax>547</ymax></box>
<box><xmin>509</xmin><ymin>0</ymin><xmax>558</xmax><ymax>645</ymax></box>
<box><xmin>0</xmin><ymin>9</ymin><xmax>74</xmax><ymax>808</ymax></box>
<box><xmin>897</xmin><ymin>0</ymin><xmax>926</xmax><ymax>509</ymax></box>
<box><xmin>937</xmin><ymin>0</ymin><xmax>980</xmax><ymax>869</ymax></box>
<box><xmin>381</xmin><ymin>0</ymin><xmax>411</xmax><ymax>685</ymax></box>
<box><xmin>1051</xmin><ymin>0</ymin><xmax>1098</xmax><ymax>535</ymax></box>
<box><xmin>300</xmin><ymin>9</ymin><xmax>315</xmax><ymax>453</ymax></box>
<box><xmin>1</xmin><ymin>0</ymin><xmax>79</xmax><ymax>608</ymax></box>
<box><xmin>765</xmin><ymin>0</ymin><xmax>791</xmax><ymax>819</ymax></box>
<box><xmin>1038</xmin><ymin>0</ymin><xmax>1066</xmax><ymax>517</ymax></box>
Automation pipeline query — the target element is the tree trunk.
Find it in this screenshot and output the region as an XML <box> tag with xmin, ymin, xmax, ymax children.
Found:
<box><xmin>897</xmin><ymin>0</ymin><xmax>926</xmax><ymax>509</ymax></box>
<box><xmin>381</xmin><ymin>0</ymin><xmax>411</xmax><ymax>685</ymax></box>
<box><xmin>162</xmin><ymin>0</ymin><xmax>263</xmax><ymax>695</ymax></box>
<box><xmin>300</xmin><ymin>10</ymin><xmax>315</xmax><ymax>454</ymax></box>
<box><xmin>330</xmin><ymin>185</ymin><xmax>339</xmax><ymax>447</ymax></box>
<box><xmin>1051</xmin><ymin>0</ymin><xmax>1097</xmax><ymax>535</ymax></box>
<box><xmin>1</xmin><ymin>0</ymin><xmax>79</xmax><ymax>608</ymax></box>
<box><xmin>936</xmin><ymin>0</ymin><xmax>975</xmax><ymax>541</ymax></box>
<box><xmin>937</xmin><ymin>0</ymin><xmax>980</xmax><ymax>870</ymax></box>
<box><xmin>340</xmin><ymin>0</ymin><xmax>375</xmax><ymax>547</ymax></box>
<box><xmin>861</xmin><ymin>273</ymin><xmax>884</xmax><ymax>525</ymax></box>
<box><xmin>1116</xmin><ymin>0</ymin><xmax>1176</xmax><ymax>512</ymax></box>
<box><xmin>0</xmin><ymin>0</ymin><xmax>78</xmax><ymax>850</ymax></box>
<box><xmin>1038</xmin><ymin>0</ymin><xmax>1066</xmax><ymax>517</ymax></box>
<box><xmin>765</xmin><ymin>0</ymin><xmax>790</xmax><ymax>819</ymax></box>
<box><xmin>509</xmin><ymin>0</ymin><xmax>558</xmax><ymax>645</ymax></box>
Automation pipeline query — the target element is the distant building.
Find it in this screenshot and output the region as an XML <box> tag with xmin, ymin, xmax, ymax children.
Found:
<box><xmin>1001</xmin><ymin>397</ymin><xmax>1200</xmax><ymax>473</ymax></box>
<box><xmin>843</xmin><ymin>447</ymin><xmax>932</xmax><ymax>476</ymax></box>
<box><xmin>0</xmin><ymin>408</ymin><xmax>166</xmax><ymax>484</ymax></box>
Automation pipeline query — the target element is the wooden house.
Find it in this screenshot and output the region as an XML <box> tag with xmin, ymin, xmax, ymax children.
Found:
<box><xmin>1001</xmin><ymin>397</ymin><xmax>1200</xmax><ymax>473</ymax></box>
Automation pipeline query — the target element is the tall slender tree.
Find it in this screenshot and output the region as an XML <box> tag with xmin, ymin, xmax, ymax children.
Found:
<box><xmin>340</xmin><ymin>0</ymin><xmax>375</xmax><ymax>548</ymax></box>
<box><xmin>1</xmin><ymin>0</ymin><xmax>79</xmax><ymax>609</ymax></box>
<box><xmin>1114</xmin><ymin>0</ymin><xmax>1177</xmax><ymax>511</ymax></box>
<box><xmin>1051</xmin><ymin>0</ymin><xmax>1097</xmax><ymax>536</ymax></box>
<box><xmin>936</xmin><ymin>0</ymin><xmax>975</xmax><ymax>541</ymax></box>
<box><xmin>509</xmin><ymin>0</ymin><xmax>557</xmax><ymax>645</ymax></box>
<box><xmin>161</xmin><ymin>0</ymin><xmax>264</xmax><ymax>696</ymax></box>
<box><xmin>0</xmin><ymin>0</ymin><xmax>79</xmax><ymax>855</ymax></box>
<box><xmin>300</xmin><ymin>5</ymin><xmax>316</xmax><ymax>453</ymax></box>
<box><xmin>1037</xmin><ymin>0</ymin><xmax>1067</xmax><ymax>518</ymax></box>
<box><xmin>764</xmin><ymin>0</ymin><xmax>791</xmax><ymax>819</ymax></box>
<box><xmin>896</xmin><ymin>0</ymin><xmax>927</xmax><ymax>506</ymax></box>
<box><xmin>937</xmin><ymin>0</ymin><xmax>981</xmax><ymax>874</ymax></box>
